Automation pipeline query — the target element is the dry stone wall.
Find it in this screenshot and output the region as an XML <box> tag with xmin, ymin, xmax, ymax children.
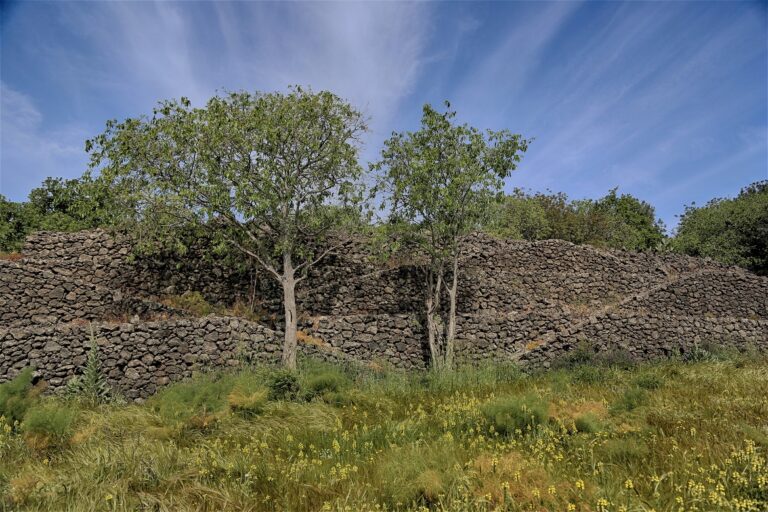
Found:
<box><xmin>0</xmin><ymin>259</ymin><xmax>176</xmax><ymax>328</ymax></box>
<box><xmin>0</xmin><ymin>316</ymin><xmax>355</xmax><ymax>399</ymax></box>
<box><xmin>2</xmin><ymin>228</ymin><xmax>767</xmax><ymax>398</ymax></box>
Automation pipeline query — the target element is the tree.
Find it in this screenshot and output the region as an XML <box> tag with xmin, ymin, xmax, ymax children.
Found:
<box><xmin>485</xmin><ymin>188</ymin><xmax>665</xmax><ymax>251</ymax></box>
<box><xmin>0</xmin><ymin>175</ymin><xmax>118</xmax><ymax>253</ymax></box>
<box><xmin>87</xmin><ymin>87</ymin><xmax>368</xmax><ymax>368</ymax></box>
<box><xmin>673</xmin><ymin>181</ymin><xmax>768</xmax><ymax>275</ymax></box>
<box><xmin>373</xmin><ymin>102</ymin><xmax>529</xmax><ymax>370</ymax></box>
<box><xmin>0</xmin><ymin>195</ymin><xmax>31</xmax><ymax>252</ymax></box>
<box><xmin>486</xmin><ymin>188</ymin><xmax>551</xmax><ymax>240</ymax></box>
<box><xmin>591</xmin><ymin>188</ymin><xmax>665</xmax><ymax>250</ymax></box>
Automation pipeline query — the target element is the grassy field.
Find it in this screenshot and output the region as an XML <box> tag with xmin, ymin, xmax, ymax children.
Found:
<box><xmin>1</xmin><ymin>353</ymin><xmax>767</xmax><ymax>511</ymax></box>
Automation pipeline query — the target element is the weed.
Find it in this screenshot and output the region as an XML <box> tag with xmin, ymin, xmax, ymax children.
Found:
<box><xmin>0</xmin><ymin>368</ymin><xmax>38</xmax><ymax>424</ymax></box>
<box><xmin>64</xmin><ymin>329</ymin><xmax>117</xmax><ymax>405</ymax></box>
<box><xmin>574</xmin><ymin>413</ymin><xmax>602</xmax><ymax>433</ymax></box>
<box><xmin>302</xmin><ymin>371</ymin><xmax>349</xmax><ymax>401</ymax></box>
<box><xmin>227</xmin><ymin>388</ymin><xmax>268</xmax><ymax>417</ymax></box>
<box><xmin>267</xmin><ymin>370</ymin><xmax>300</xmax><ymax>401</ymax></box>
<box><xmin>632</xmin><ymin>373</ymin><xmax>664</xmax><ymax>390</ymax></box>
<box><xmin>480</xmin><ymin>395</ymin><xmax>548</xmax><ymax>435</ymax></box>
<box><xmin>612</xmin><ymin>387</ymin><xmax>648</xmax><ymax>413</ymax></box>
<box><xmin>22</xmin><ymin>402</ymin><xmax>76</xmax><ymax>449</ymax></box>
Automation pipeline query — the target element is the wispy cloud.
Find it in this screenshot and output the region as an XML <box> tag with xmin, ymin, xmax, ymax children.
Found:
<box><xmin>1</xmin><ymin>1</ymin><xmax>765</xmax><ymax>229</ymax></box>
<box><xmin>0</xmin><ymin>82</ymin><xmax>89</xmax><ymax>199</ymax></box>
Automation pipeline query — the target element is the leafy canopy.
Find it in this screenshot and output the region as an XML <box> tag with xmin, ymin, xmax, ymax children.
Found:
<box><xmin>374</xmin><ymin>102</ymin><xmax>530</xmax><ymax>258</ymax></box>
<box><xmin>486</xmin><ymin>187</ymin><xmax>665</xmax><ymax>251</ymax></box>
<box><xmin>87</xmin><ymin>87</ymin><xmax>368</xmax><ymax>274</ymax></box>
<box><xmin>673</xmin><ymin>181</ymin><xmax>767</xmax><ymax>275</ymax></box>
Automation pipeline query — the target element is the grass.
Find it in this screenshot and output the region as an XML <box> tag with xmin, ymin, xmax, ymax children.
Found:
<box><xmin>1</xmin><ymin>356</ymin><xmax>767</xmax><ymax>511</ymax></box>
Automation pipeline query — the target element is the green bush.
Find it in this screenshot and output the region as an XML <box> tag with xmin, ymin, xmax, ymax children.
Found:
<box><xmin>22</xmin><ymin>403</ymin><xmax>76</xmax><ymax>443</ymax></box>
<box><xmin>612</xmin><ymin>387</ymin><xmax>648</xmax><ymax>413</ymax></box>
<box><xmin>150</xmin><ymin>373</ymin><xmax>237</xmax><ymax>422</ymax></box>
<box><xmin>632</xmin><ymin>373</ymin><xmax>664</xmax><ymax>390</ymax></box>
<box><xmin>302</xmin><ymin>371</ymin><xmax>349</xmax><ymax>401</ymax></box>
<box><xmin>227</xmin><ymin>388</ymin><xmax>269</xmax><ymax>418</ymax></box>
<box><xmin>0</xmin><ymin>368</ymin><xmax>37</xmax><ymax>424</ymax></box>
<box><xmin>574</xmin><ymin>413</ymin><xmax>602</xmax><ymax>433</ymax></box>
<box><xmin>267</xmin><ymin>370</ymin><xmax>300</xmax><ymax>401</ymax></box>
<box><xmin>480</xmin><ymin>396</ymin><xmax>548</xmax><ymax>435</ymax></box>
<box><xmin>571</xmin><ymin>365</ymin><xmax>608</xmax><ymax>384</ymax></box>
<box><xmin>163</xmin><ymin>291</ymin><xmax>216</xmax><ymax>316</ymax></box>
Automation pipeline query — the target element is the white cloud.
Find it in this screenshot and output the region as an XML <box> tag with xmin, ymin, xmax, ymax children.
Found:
<box><xmin>0</xmin><ymin>82</ymin><xmax>89</xmax><ymax>200</ymax></box>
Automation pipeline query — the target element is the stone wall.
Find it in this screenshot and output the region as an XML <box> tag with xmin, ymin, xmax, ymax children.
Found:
<box><xmin>0</xmin><ymin>259</ymin><xmax>177</xmax><ymax>328</ymax></box>
<box><xmin>0</xmin><ymin>316</ymin><xmax>354</xmax><ymax>399</ymax></box>
<box><xmin>3</xmin><ymin>228</ymin><xmax>767</xmax><ymax>398</ymax></box>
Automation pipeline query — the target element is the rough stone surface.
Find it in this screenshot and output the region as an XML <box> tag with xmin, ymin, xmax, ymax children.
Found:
<box><xmin>1</xmin><ymin>229</ymin><xmax>766</xmax><ymax>397</ymax></box>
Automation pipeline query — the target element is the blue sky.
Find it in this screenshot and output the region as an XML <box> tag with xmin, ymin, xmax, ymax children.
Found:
<box><xmin>1</xmin><ymin>1</ymin><xmax>766</xmax><ymax>230</ymax></box>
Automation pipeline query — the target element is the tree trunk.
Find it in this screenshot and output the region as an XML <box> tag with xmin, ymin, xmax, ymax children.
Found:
<box><xmin>281</xmin><ymin>251</ymin><xmax>298</xmax><ymax>370</ymax></box>
<box><xmin>444</xmin><ymin>252</ymin><xmax>459</xmax><ymax>370</ymax></box>
<box><xmin>425</xmin><ymin>266</ymin><xmax>445</xmax><ymax>371</ymax></box>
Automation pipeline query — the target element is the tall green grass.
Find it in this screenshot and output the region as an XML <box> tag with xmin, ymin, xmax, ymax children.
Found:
<box><xmin>1</xmin><ymin>354</ymin><xmax>767</xmax><ymax>511</ymax></box>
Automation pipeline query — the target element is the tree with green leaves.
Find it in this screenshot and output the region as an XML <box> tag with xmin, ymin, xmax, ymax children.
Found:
<box><xmin>373</xmin><ymin>102</ymin><xmax>529</xmax><ymax>370</ymax></box>
<box><xmin>87</xmin><ymin>87</ymin><xmax>368</xmax><ymax>368</ymax></box>
<box><xmin>486</xmin><ymin>188</ymin><xmax>665</xmax><ymax>251</ymax></box>
<box><xmin>0</xmin><ymin>175</ymin><xmax>118</xmax><ymax>253</ymax></box>
<box><xmin>673</xmin><ymin>181</ymin><xmax>767</xmax><ymax>275</ymax></box>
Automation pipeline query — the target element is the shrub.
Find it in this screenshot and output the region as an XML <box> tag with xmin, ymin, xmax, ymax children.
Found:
<box><xmin>552</xmin><ymin>342</ymin><xmax>596</xmax><ymax>370</ymax></box>
<box><xmin>632</xmin><ymin>373</ymin><xmax>664</xmax><ymax>390</ymax></box>
<box><xmin>267</xmin><ymin>370</ymin><xmax>300</xmax><ymax>401</ymax></box>
<box><xmin>302</xmin><ymin>371</ymin><xmax>349</xmax><ymax>401</ymax></box>
<box><xmin>571</xmin><ymin>365</ymin><xmax>608</xmax><ymax>384</ymax></box>
<box><xmin>0</xmin><ymin>368</ymin><xmax>38</xmax><ymax>424</ymax></box>
<box><xmin>612</xmin><ymin>387</ymin><xmax>648</xmax><ymax>413</ymax></box>
<box><xmin>480</xmin><ymin>396</ymin><xmax>548</xmax><ymax>435</ymax></box>
<box><xmin>150</xmin><ymin>373</ymin><xmax>235</xmax><ymax>422</ymax></box>
<box><xmin>227</xmin><ymin>388</ymin><xmax>269</xmax><ymax>417</ymax></box>
<box><xmin>574</xmin><ymin>413</ymin><xmax>602</xmax><ymax>433</ymax></box>
<box><xmin>22</xmin><ymin>403</ymin><xmax>76</xmax><ymax>448</ymax></box>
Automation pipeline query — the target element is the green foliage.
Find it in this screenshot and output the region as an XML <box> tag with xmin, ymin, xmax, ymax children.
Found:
<box><xmin>486</xmin><ymin>187</ymin><xmax>666</xmax><ymax>251</ymax></box>
<box><xmin>480</xmin><ymin>395</ymin><xmax>548</xmax><ymax>435</ymax></box>
<box><xmin>673</xmin><ymin>181</ymin><xmax>768</xmax><ymax>275</ymax></box>
<box><xmin>0</xmin><ymin>368</ymin><xmax>38</xmax><ymax>425</ymax></box>
<box><xmin>88</xmin><ymin>86</ymin><xmax>368</xmax><ymax>274</ymax></box>
<box><xmin>632</xmin><ymin>373</ymin><xmax>664</xmax><ymax>390</ymax></box>
<box><xmin>302</xmin><ymin>371</ymin><xmax>349</xmax><ymax>401</ymax></box>
<box><xmin>373</xmin><ymin>101</ymin><xmax>529</xmax><ymax>369</ymax></box>
<box><xmin>227</xmin><ymin>388</ymin><xmax>269</xmax><ymax>418</ymax></box>
<box><xmin>574</xmin><ymin>413</ymin><xmax>602</xmax><ymax>433</ymax></box>
<box><xmin>597</xmin><ymin>437</ymin><xmax>651</xmax><ymax>465</ymax></box>
<box><xmin>21</xmin><ymin>403</ymin><xmax>76</xmax><ymax>444</ymax></box>
<box><xmin>64</xmin><ymin>333</ymin><xmax>116</xmax><ymax>406</ymax></box>
<box><xmin>373</xmin><ymin>102</ymin><xmax>530</xmax><ymax>262</ymax></box>
<box><xmin>570</xmin><ymin>365</ymin><xmax>609</xmax><ymax>384</ymax></box>
<box><xmin>267</xmin><ymin>370</ymin><xmax>300</xmax><ymax>401</ymax></box>
<box><xmin>612</xmin><ymin>387</ymin><xmax>648</xmax><ymax>412</ymax></box>
<box><xmin>0</xmin><ymin>359</ymin><xmax>767</xmax><ymax>511</ymax></box>
<box><xmin>0</xmin><ymin>175</ymin><xmax>122</xmax><ymax>252</ymax></box>
<box><xmin>150</xmin><ymin>373</ymin><xmax>242</xmax><ymax>422</ymax></box>
<box><xmin>374</xmin><ymin>442</ymin><xmax>462</xmax><ymax>506</ymax></box>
